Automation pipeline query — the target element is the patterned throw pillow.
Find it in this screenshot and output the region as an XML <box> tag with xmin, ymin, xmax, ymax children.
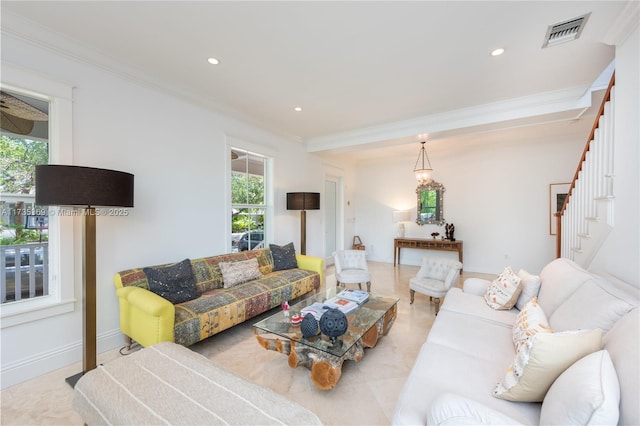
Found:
<box><xmin>512</xmin><ymin>297</ymin><xmax>553</xmax><ymax>352</ymax></box>
<box><xmin>219</xmin><ymin>258</ymin><xmax>263</xmax><ymax>288</ymax></box>
<box><xmin>143</xmin><ymin>259</ymin><xmax>199</xmax><ymax>304</ymax></box>
<box><xmin>270</xmin><ymin>242</ymin><xmax>298</xmax><ymax>271</ymax></box>
<box><xmin>484</xmin><ymin>266</ymin><xmax>523</xmax><ymax>310</ymax></box>
<box><xmin>493</xmin><ymin>328</ymin><xmax>602</xmax><ymax>402</ymax></box>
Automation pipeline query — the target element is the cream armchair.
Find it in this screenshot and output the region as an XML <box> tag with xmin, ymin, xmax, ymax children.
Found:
<box><xmin>409</xmin><ymin>256</ymin><xmax>462</xmax><ymax>314</ymax></box>
<box><xmin>333</xmin><ymin>250</ymin><xmax>371</xmax><ymax>292</ymax></box>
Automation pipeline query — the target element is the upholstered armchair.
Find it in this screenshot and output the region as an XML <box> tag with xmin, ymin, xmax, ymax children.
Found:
<box><xmin>409</xmin><ymin>256</ymin><xmax>462</xmax><ymax>314</ymax></box>
<box><xmin>333</xmin><ymin>250</ymin><xmax>371</xmax><ymax>292</ymax></box>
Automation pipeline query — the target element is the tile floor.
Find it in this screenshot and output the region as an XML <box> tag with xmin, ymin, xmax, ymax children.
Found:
<box><xmin>0</xmin><ymin>261</ymin><xmax>493</xmax><ymax>425</ymax></box>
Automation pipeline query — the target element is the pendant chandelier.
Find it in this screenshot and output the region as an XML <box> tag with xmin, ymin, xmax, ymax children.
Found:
<box><xmin>413</xmin><ymin>141</ymin><xmax>433</xmax><ymax>185</ymax></box>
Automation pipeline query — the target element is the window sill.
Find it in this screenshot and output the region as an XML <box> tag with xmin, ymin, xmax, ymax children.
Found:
<box><xmin>0</xmin><ymin>296</ymin><xmax>75</xmax><ymax>328</ymax></box>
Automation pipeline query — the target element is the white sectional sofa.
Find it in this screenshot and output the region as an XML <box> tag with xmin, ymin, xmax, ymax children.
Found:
<box><xmin>392</xmin><ymin>258</ymin><xmax>639</xmax><ymax>425</ymax></box>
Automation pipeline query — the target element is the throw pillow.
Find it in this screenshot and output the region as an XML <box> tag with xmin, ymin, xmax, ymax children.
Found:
<box><xmin>219</xmin><ymin>258</ymin><xmax>262</xmax><ymax>288</ymax></box>
<box><xmin>143</xmin><ymin>259</ymin><xmax>199</xmax><ymax>304</ymax></box>
<box><xmin>512</xmin><ymin>297</ymin><xmax>553</xmax><ymax>352</ymax></box>
<box><xmin>493</xmin><ymin>328</ymin><xmax>602</xmax><ymax>402</ymax></box>
<box><xmin>484</xmin><ymin>266</ymin><xmax>523</xmax><ymax>310</ymax></box>
<box><xmin>540</xmin><ymin>350</ymin><xmax>620</xmax><ymax>425</ymax></box>
<box><xmin>270</xmin><ymin>242</ymin><xmax>298</xmax><ymax>271</ymax></box>
<box><xmin>515</xmin><ymin>269</ymin><xmax>541</xmax><ymax>311</ymax></box>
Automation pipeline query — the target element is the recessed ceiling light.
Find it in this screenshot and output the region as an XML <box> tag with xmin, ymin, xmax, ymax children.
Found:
<box><xmin>294</xmin><ymin>106</ymin><xmax>303</xmax><ymax>112</ymax></box>
<box><xmin>491</xmin><ymin>48</ymin><xmax>505</xmax><ymax>56</ymax></box>
<box><xmin>207</xmin><ymin>57</ymin><xmax>220</xmax><ymax>65</ymax></box>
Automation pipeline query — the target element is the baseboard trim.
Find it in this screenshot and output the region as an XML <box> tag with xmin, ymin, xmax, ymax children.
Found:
<box><xmin>0</xmin><ymin>328</ymin><xmax>124</xmax><ymax>389</ymax></box>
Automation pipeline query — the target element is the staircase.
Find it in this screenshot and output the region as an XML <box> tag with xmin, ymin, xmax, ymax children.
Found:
<box><xmin>557</xmin><ymin>74</ymin><xmax>615</xmax><ymax>267</ymax></box>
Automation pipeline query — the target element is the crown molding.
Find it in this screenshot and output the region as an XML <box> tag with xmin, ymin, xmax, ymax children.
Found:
<box><xmin>602</xmin><ymin>1</ymin><xmax>640</xmax><ymax>46</ymax></box>
<box><xmin>306</xmin><ymin>85</ymin><xmax>595</xmax><ymax>153</ymax></box>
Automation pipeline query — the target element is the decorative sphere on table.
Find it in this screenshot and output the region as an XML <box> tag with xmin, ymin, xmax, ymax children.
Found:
<box><xmin>319</xmin><ymin>308</ymin><xmax>348</xmax><ymax>343</ymax></box>
<box><xmin>300</xmin><ymin>313</ymin><xmax>319</xmax><ymax>339</ymax></box>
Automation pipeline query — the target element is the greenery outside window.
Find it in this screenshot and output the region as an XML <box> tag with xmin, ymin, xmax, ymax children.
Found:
<box><xmin>231</xmin><ymin>148</ymin><xmax>267</xmax><ymax>252</ymax></box>
<box><xmin>1</xmin><ymin>131</ymin><xmax>49</xmax><ymax>303</ymax></box>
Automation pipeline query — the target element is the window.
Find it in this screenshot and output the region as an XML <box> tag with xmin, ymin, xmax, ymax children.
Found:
<box><xmin>231</xmin><ymin>148</ymin><xmax>267</xmax><ymax>252</ymax></box>
<box><xmin>1</xmin><ymin>64</ymin><xmax>75</xmax><ymax>327</ymax></box>
<box><xmin>1</xmin><ymin>113</ymin><xmax>50</xmax><ymax>303</ymax></box>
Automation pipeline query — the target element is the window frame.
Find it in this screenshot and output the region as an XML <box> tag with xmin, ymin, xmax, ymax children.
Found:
<box><xmin>226</xmin><ymin>137</ymin><xmax>273</xmax><ymax>253</ymax></box>
<box><xmin>1</xmin><ymin>63</ymin><xmax>76</xmax><ymax>327</ymax></box>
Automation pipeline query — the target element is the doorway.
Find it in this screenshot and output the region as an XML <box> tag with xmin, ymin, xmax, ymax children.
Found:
<box><xmin>324</xmin><ymin>177</ymin><xmax>342</xmax><ymax>266</ymax></box>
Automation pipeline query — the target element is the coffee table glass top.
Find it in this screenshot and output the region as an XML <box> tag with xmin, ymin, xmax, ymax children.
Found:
<box><xmin>253</xmin><ymin>286</ymin><xmax>399</xmax><ymax>358</ymax></box>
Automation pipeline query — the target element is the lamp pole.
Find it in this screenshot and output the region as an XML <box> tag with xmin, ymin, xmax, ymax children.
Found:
<box><xmin>300</xmin><ymin>210</ymin><xmax>307</xmax><ymax>255</ymax></box>
<box><xmin>82</xmin><ymin>207</ymin><xmax>97</xmax><ymax>375</ymax></box>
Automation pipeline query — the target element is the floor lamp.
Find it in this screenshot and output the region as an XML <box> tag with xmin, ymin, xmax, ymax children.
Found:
<box><xmin>35</xmin><ymin>165</ymin><xmax>134</xmax><ymax>388</ymax></box>
<box><xmin>286</xmin><ymin>192</ymin><xmax>320</xmax><ymax>255</ymax></box>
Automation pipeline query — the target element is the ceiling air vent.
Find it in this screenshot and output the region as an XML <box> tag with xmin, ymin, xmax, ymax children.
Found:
<box><xmin>542</xmin><ymin>12</ymin><xmax>591</xmax><ymax>48</ymax></box>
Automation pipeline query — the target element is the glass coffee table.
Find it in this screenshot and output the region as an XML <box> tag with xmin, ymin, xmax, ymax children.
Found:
<box><xmin>253</xmin><ymin>287</ymin><xmax>399</xmax><ymax>390</ymax></box>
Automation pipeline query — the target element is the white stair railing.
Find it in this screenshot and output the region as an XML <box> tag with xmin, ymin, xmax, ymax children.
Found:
<box><xmin>557</xmin><ymin>74</ymin><xmax>615</xmax><ymax>268</ymax></box>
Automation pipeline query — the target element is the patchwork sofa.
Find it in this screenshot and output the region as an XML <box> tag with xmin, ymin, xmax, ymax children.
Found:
<box><xmin>114</xmin><ymin>248</ymin><xmax>323</xmax><ymax>347</ymax></box>
<box><xmin>392</xmin><ymin>258</ymin><xmax>639</xmax><ymax>425</ymax></box>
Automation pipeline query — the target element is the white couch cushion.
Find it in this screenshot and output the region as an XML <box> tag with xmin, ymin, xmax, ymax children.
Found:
<box><xmin>428</xmin><ymin>393</ymin><xmax>522</xmax><ymax>425</ymax></box>
<box><xmin>441</xmin><ymin>288</ymin><xmax>517</xmax><ymax>328</ymax></box>
<box><xmin>536</xmin><ymin>258</ymin><xmax>593</xmax><ymax>318</ymax></box>
<box><xmin>427</xmin><ymin>307</ymin><xmax>515</xmax><ymax>363</ymax></box>
<box><xmin>548</xmin><ymin>275</ymin><xmax>637</xmax><ymax>332</ymax></box>
<box><xmin>540</xmin><ymin>350</ymin><xmax>620</xmax><ymax>425</ymax></box>
<box><xmin>494</xmin><ymin>328</ymin><xmax>602</xmax><ymax>402</ymax></box>
<box><xmin>392</xmin><ymin>341</ymin><xmax>541</xmax><ymax>425</ymax></box>
<box><xmin>483</xmin><ymin>266</ymin><xmax>522</xmax><ymax>310</ymax></box>
<box><xmin>515</xmin><ymin>269</ymin><xmax>541</xmax><ymax>310</ymax></box>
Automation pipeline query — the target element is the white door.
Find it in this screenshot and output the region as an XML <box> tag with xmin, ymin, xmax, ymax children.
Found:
<box><xmin>324</xmin><ymin>179</ymin><xmax>337</xmax><ymax>265</ymax></box>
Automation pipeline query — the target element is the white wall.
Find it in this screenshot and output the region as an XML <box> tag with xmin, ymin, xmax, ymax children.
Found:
<box><xmin>1</xmin><ymin>31</ymin><xmax>327</xmax><ymax>388</ymax></box>
<box><xmin>354</xmin><ymin>127</ymin><xmax>589</xmax><ymax>274</ymax></box>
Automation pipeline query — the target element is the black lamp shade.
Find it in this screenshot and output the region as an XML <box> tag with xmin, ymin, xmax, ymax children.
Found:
<box><xmin>287</xmin><ymin>192</ymin><xmax>320</xmax><ymax>211</ymax></box>
<box><xmin>35</xmin><ymin>165</ymin><xmax>134</xmax><ymax>207</ymax></box>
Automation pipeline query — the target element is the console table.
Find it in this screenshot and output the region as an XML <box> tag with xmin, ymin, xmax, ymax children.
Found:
<box><xmin>394</xmin><ymin>238</ymin><xmax>463</xmax><ymax>268</ymax></box>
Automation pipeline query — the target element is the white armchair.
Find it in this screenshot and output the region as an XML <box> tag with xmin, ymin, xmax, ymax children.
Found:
<box><xmin>409</xmin><ymin>256</ymin><xmax>462</xmax><ymax>314</ymax></box>
<box><xmin>333</xmin><ymin>250</ymin><xmax>371</xmax><ymax>292</ymax></box>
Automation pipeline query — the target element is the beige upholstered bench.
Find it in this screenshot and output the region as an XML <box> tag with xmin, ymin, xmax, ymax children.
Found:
<box><xmin>72</xmin><ymin>342</ymin><xmax>322</xmax><ymax>425</ymax></box>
